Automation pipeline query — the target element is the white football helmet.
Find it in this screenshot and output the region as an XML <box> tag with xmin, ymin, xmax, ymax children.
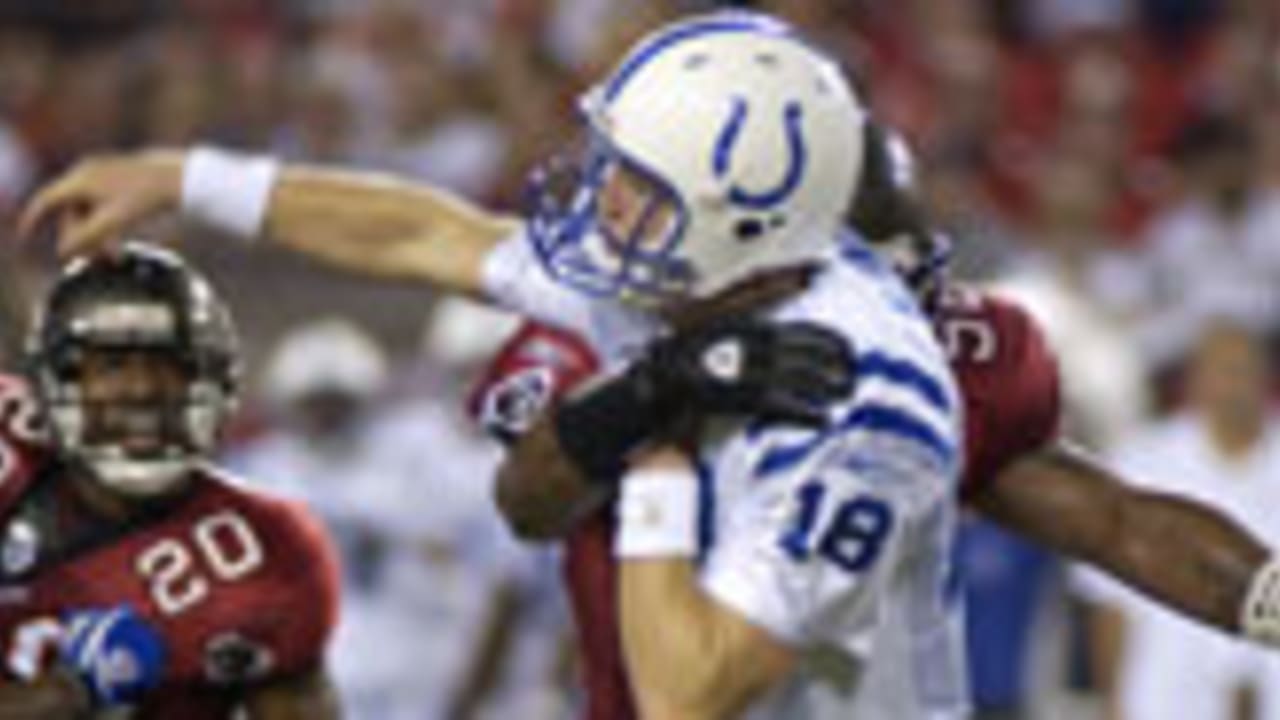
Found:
<box><xmin>528</xmin><ymin>11</ymin><xmax>867</xmax><ymax>304</ymax></box>
<box><xmin>263</xmin><ymin>318</ymin><xmax>388</xmax><ymax>409</ymax></box>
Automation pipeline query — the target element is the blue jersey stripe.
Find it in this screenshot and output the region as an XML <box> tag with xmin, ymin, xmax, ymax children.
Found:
<box><xmin>837</xmin><ymin>403</ymin><xmax>957</xmax><ymax>470</ymax></box>
<box><xmin>695</xmin><ymin>456</ymin><xmax>717</xmax><ymax>563</ymax></box>
<box><xmin>753</xmin><ymin>402</ymin><xmax>956</xmax><ymax>480</ymax></box>
<box><xmin>858</xmin><ymin>351</ymin><xmax>953</xmax><ymax>414</ymax></box>
<box><xmin>747</xmin><ymin>397</ymin><xmax>952</xmax><ymax>476</ymax></box>
<box><xmin>753</xmin><ymin>435</ymin><xmax>823</xmax><ymax>477</ymax></box>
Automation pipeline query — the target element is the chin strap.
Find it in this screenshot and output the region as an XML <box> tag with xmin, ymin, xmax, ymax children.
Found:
<box><xmin>1242</xmin><ymin>559</ymin><xmax>1280</xmax><ymax>646</ymax></box>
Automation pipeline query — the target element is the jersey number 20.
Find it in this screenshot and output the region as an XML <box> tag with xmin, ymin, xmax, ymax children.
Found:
<box><xmin>136</xmin><ymin>511</ymin><xmax>265</xmax><ymax>616</ymax></box>
<box><xmin>778</xmin><ymin>482</ymin><xmax>895</xmax><ymax>572</ymax></box>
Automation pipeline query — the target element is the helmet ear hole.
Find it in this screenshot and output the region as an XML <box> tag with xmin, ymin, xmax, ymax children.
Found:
<box><xmin>734</xmin><ymin>217</ymin><xmax>766</xmax><ymax>242</ymax></box>
<box><xmin>733</xmin><ymin>214</ymin><xmax>788</xmax><ymax>244</ymax></box>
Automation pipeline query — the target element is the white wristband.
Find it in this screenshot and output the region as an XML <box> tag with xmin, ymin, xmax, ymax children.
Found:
<box><xmin>614</xmin><ymin>467</ymin><xmax>699</xmax><ymax>559</ymax></box>
<box><xmin>1242</xmin><ymin>559</ymin><xmax>1280</xmax><ymax>646</ymax></box>
<box><xmin>181</xmin><ymin>146</ymin><xmax>280</xmax><ymax>241</ymax></box>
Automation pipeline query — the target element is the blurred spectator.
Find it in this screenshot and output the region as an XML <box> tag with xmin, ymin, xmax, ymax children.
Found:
<box><xmin>956</xmin><ymin>518</ymin><xmax>1065</xmax><ymax>720</ymax></box>
<box><xmin>0</xmin><ymin>123</ymin><xmax>34</xmax><ymax>213</ymax></box>
<box><xmin>383</xmin><ymin>59</ymin><xmax>509</xmax><ymax>200</ymax></box>
<box><xmin>1128</xmin><ymin>115</ymin><xmax>1280</xmax><ymax>372</ymax></box>
<box><xmin>1083</xmin><ymin>320</ymin><xmax>1280</xmax><ymax>720</ymax></box>
<box><xmin>997</xmin><ymin>149</ymin><xmax>1151</xmax><ymax>450</ymax></box>
<box><xmin>230</xmin><ymin>318</ymin><xmax>532</xmax><ymax>720</ymax></box>
<box><xmin>272</xmin><ymin>72</ymin><xmax>363</xmax><ymax>164</ymax></box>
<box><xmin>137</xmin><ymin>24</ymin><xmax>223</xmax><ymax>145</ymax></box>
<box><xmin>415</xmin><ymin>297</ymin><xmax>572</xmax><ymax>720</ymax></box>
<box><xmin>1029</xmin><ymin>0</ymin><xmax>1131</xmax><ymax>39</ymax></box>
<box><xmin>980</xmin><ymin>146</ymin><xmax>1153</xmax><ymax>720</ymax></box>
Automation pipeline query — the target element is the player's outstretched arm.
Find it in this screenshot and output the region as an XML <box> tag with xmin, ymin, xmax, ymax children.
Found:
<box><xmin>242</xmin><ymin>667</ymin><xmax>341</xmax><ymax>720</ymax></box>
<box><xmin>19</xmin><ymin>148</ymin><xmax>517</xmax><ymax>297</ymax></box>
<box><xmin>974</xmin><ymin>442</ymin><xmax>1273</xmax><ymax>637</ymax></box>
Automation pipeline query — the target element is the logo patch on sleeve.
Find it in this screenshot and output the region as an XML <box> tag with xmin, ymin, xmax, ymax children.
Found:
<box><xmin>204</xmin><ymin>632</ymin><xmax>275</xmax><ymax>686</ymax></box>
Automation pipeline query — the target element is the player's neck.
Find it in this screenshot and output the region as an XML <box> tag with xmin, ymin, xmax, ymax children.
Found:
<box><xmin>66</xmin><ymin>473</ymin><xmax>137</xmax><ymax>523</ymax></box>
<box><xmin>64</xmin><ymin>471</ymin><xmax>189</xmax><ymax>525</ymax></box>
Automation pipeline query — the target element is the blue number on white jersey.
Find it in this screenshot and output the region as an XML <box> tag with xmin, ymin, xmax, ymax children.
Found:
<box><xmin>779</xmin><ymin>481</ymin><xmax>896</xmax><ymax>572</ymax></box>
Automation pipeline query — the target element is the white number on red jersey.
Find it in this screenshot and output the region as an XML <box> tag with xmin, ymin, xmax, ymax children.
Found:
<box><xmin>0</xmin><ymin>381</ymin><xmax>45</xmax><ymax>487</ymax></box>
<box><xmin>940</xmin><ymin>317</ymin><xmax>997</xmax><ymax>364</ymax></box>
<box><xmin>0</xmin><ymin>381</ymin><xmax>45</xmax><ymax>446</ymax></box>
<box><xmin>136</xmin><ymin>511</ymin><xmax>265</xmax><ymax>616</ymax></box>
<box><xmin>936</xmin><ymin>287</ymin><xmax>999</xmax><ymax>364</ymax></box>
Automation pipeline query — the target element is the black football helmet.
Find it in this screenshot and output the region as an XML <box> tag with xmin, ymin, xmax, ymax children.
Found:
<box><xmin>848</xmin><ymin>122</ymin><xmax>952</xmax><ymax>297</ymax></box>
<box><xmin>25</xmin><ymin>244</ymin><xmax>239</xmax><ymax>497</ymax></box>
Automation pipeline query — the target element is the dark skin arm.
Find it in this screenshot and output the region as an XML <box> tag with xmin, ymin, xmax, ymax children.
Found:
<box><xmin>503</xmin><ymin>396</ymin><xmax>1273</xmax><ymax>631</ymax></box>
<box><xmin>973</xmin><ymin>441</ymin><xmax>1269</xmax><ymax>632</ymax></box>
<box><xmin>494</xmin><ymin>417</ymin><xmax>609</xmax><ymax>542</ymax></box>
<box><xmin>241</xmin><ymin>668</ymin><xmax>342</xmax><ymax>720</ymax></box>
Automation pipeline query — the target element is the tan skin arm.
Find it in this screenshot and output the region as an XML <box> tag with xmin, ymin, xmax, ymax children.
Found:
<box><xmin>241</xmin><ymin>667</ymin><xmax>342</xmax><ymax>720</ymax></box>
<box><xmin>498</xmin><ymin>434</ymin><xmax>796</xmax><ymax>717</ymax></box>
<box><xmin>618</xmin><ymin>452</ymin><xmax>795</xmax><ymax>720</ymax></box>
<box><xmin>972</xmin><ymin>441</ymin><xmax>1269</xmax><ymax>632</ymax></box>
<box><xmin>622</xmin><ymin>558</ymin><xmax>796</xmax><ymax>720</ymax></box>
<box><xmin>19</xmin><ymin>151</ymin><xmax>518</xmax><ymax>298</ymax></box>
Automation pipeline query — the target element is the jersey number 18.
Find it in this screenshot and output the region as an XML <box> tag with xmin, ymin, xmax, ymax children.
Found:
<box><xmin>779</xmin><ymin>482</ymin><xmax>895</xmax><ymax>573</ymax></box>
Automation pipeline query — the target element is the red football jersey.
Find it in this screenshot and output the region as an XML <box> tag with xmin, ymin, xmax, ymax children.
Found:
<box><xmin>472</xmin><ymin>284</ymin><xmax>1061</xmax><ymax>720</ymax></box>
<box><xmin>931</xmin><ymin>284</ymin><xmax>1062</xmax><ymax>498</ymax></box>
<box><xmin>469</xmin><ymin>324</ymin><xmax>636</xmax><ymax>720</ymax></box>
<box><xmin>0</xmin><ymin>374</ymin><xmax>339</xmax><ymax>719</ymax></box>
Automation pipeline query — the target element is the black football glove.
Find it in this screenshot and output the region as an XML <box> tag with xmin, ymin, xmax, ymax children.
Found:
<box><xmin>642</xmin><ymin>318</ymin><xmax>856</xmax><ymax>426</ymax></box>
<box><xmin>555</xmin><ymin>318</ymin><xmax>856</xmax><ymax>481</ymax></box>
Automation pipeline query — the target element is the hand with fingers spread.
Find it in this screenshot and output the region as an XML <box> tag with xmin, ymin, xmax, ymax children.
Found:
<box><xmin>554</xmin><ymin>316</ymin><xmax>857</xmax><ymax>480</ymax></box>
<box><xmin>19</xmin><ymin>152</ymin><xmax>184</xmax><ymax>257</ymax></box>
<box><xmin>641</xmin><ymin>317</ymin><xmax>857</xmax><ymax>429</ymax></box>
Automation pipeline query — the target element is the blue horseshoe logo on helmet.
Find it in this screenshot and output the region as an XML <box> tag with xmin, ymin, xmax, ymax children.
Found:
<box><xmin>712</xmin><ymin>97</ymin><xmax>808</xmax><ymax>210</ymax></box>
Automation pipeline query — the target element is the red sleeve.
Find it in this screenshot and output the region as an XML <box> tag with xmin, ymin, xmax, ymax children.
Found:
<box><xmin>247</xmin><ymin>497</ymin><xmax>340</xmax><ymax>676</ymax></box>
<box><xmin>470</xmin><ymin>326</ymin><xmax>638</xmax><ymax>719</ymax></box>
<box><xmin>469</xmin><ymin>321</ymin><xmax>600</xmax><ymax>440</ymax></box>
<box><xmin>949</xmin><ymin>292</ymin><xmax>1063</xmax><ymax>500</ymax></box>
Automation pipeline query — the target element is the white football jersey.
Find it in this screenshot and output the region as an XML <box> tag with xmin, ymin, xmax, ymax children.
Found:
<box><xmin>484</xmin><ymin>233</ymin><xmax>969</xmax><ymax>719</ymax></box>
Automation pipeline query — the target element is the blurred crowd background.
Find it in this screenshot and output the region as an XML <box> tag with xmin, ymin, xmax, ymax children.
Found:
<box><xmin>1</xmin><ymin>0</ymin><xmax>1279</xmax><ymax>719</ymax></box>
